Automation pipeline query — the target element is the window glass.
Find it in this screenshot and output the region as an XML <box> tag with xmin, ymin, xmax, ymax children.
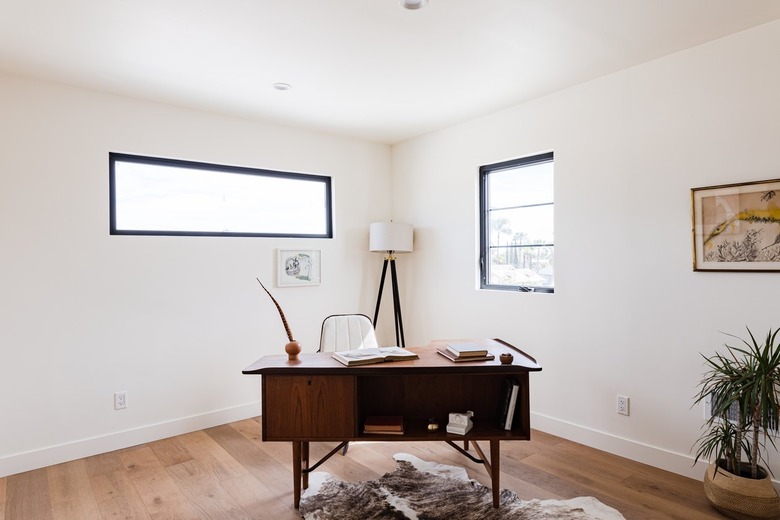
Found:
<box><xmin>480</xmin><ymin>152</ymin><xmax>554</xmax><ymax>292</ymax></box>
<box><xmin>110</xmin><ymin>153</ymin><xmax>332</xmax><ymax>238</ymax></box>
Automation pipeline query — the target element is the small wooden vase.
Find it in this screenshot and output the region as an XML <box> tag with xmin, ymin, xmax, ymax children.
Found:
<box><xmin>285</xmin><ymin>340</ymin><xmax>301</xmax><ymax>361</ymax></box>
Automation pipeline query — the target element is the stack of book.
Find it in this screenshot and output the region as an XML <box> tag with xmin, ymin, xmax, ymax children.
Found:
<box><xmin>436</xmin><ymin>341</ymin><xmax>495</xmax><ymax>362</ymax></box>
<box><xmin>363</xmin><ymin>416</ymin><xmax>404</xmax><ymax>435</ymax></box>
<box><xmin>498</xmin><ymin>378</ymin><xmax>521</xmax><ymax>430</ymax></box>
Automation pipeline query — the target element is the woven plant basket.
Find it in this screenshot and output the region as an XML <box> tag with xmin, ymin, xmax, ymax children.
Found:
<box><xmin>704</xmin><ymin>462</ymin><xmax>780</xmax><ymax>520</ymax></box>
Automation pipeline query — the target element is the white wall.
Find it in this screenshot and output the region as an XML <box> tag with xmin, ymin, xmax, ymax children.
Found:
<box><xmin>392</xmin><ymin>19</ymin><xmax>780</xmax><ymax>481</ymax></box>
<box><xmin>0</xmin><ymin>74</ymin><xmax>392</xmax><ymax>476</ymax></box>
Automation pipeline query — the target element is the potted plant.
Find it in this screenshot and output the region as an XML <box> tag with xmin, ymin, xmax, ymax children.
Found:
<box><xmin>693</xmin><ymin>327</ymin><xmax>780</xmax><ymax>520</ymax></box>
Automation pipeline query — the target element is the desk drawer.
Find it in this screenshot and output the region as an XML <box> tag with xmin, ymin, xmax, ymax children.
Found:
<box><xmin>263</xmin><ymin>375</ymin><xmax>355</xmax><ymax>440</ymax></box>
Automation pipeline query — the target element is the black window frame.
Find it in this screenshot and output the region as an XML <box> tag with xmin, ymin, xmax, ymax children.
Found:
<box><xmin>479</xmin><ymin>151</ymin><xmax>554</xmax><ymax>293</ymax></box>
<box><xmin>109</xmin><ymin>153</ymin><xmax>333</xmax><ymax>238</ymax></box>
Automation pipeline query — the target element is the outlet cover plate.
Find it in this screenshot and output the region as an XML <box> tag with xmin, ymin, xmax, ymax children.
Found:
<box><xmin>617</xmin><ymin>395</ymin><xmax>629</xmax><ymax>416</ymax></box>
<box><xmin>114</xmin><ymin>391</ymin><xmax>127</xmax><ymax>410</ymax></box>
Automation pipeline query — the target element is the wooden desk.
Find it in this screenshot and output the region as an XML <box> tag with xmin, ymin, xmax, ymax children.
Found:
<box><xmin>242</xmin><ymin>338</ymin><xmax>541</xmax><ymax>508</ymax></box>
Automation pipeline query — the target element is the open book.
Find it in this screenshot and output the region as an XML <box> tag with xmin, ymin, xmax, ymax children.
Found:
<box><xmin>332</xmin><ymin>346</ymin><xmax>418</xmax><ymax>366</ymax></box>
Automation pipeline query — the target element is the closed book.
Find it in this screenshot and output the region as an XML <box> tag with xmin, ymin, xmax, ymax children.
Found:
<box><xmin>436</xmin><ymin>348</ymin><xmax>495</xmax><ymax>363</ymax></box>
<box><xmin>445</xmin><ymin>342</ymin><xmax>489</xmax><ymax>358</ymax></box>
<box><xmin>497</xmin><ymin>379</ymin><xmax>514</xmax><ymax>428</ymax></box>
<box><xmin>364</xmin><ymin>416</ymin><xmax>404</xmax><ymax>431</ymax></box>
<box><xmin>363</xmin><ymin>428</ymin><xmax>405</xmax><ymax>435</ymax></box>
<box><xmin>504</xmin><ymin>381</ymin><xmax>520</xmax><ymax>430</ymax></box>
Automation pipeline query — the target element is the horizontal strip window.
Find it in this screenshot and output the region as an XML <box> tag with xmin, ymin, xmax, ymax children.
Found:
<box><xmin>110</xmin><ymin>153</ymin><xmax>333</xmax><ymax>238</ymax></box>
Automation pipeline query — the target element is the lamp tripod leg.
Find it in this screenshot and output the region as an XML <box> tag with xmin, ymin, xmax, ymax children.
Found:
<box><xmin>390</xmin><ymin>259</ymin><xmax>406</xmax><ymax>348</ymax></box>
<box><xmin>373</xmin><ymin>258</ymin><xmax>390</xmax><ymax>326</ymax></box>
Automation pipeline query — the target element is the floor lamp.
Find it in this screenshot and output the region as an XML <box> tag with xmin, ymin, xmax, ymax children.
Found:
<box><xmin>370</xmin><ymin>222</ymin><xmax>413</xmax><ymax>348</ymax></box>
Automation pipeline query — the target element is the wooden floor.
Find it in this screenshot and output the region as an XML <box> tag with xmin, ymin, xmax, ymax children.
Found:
<box><xmin>1</xmin><ymin>417</ymin><xmax>728</xmax><ymax>520</ymax></box>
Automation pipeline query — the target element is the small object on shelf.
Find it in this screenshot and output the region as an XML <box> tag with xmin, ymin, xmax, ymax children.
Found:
<box><xmin>500</xmin><ymin>353</ymin><xmax>514</xmax><ymax>364</ymax></box>
<box><xmin>364</xmin><ymin>415</ymin><xmax>404</xmax><ymax>435</ymax></box>
<box><xmin>446</xmin><ymin>411</ymin><xmax>474</xmax><ymax>435</ymax></box>
<box><xmin>427</xmin><ymin>417</ymin><xmax>439</xmax><ymax>431</ymax></box>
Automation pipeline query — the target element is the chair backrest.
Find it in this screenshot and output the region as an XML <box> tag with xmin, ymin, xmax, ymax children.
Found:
<box><xmin>319</xmin><ymin>314</ymin><xmax>379</xmax><ymax>352</ymax></box>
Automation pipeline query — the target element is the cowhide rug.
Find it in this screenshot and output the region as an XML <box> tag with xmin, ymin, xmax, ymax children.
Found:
<box><xmin>300</xmin><ymin>453</ymin><xmax>626</xmax><ymax>520</ymax></box>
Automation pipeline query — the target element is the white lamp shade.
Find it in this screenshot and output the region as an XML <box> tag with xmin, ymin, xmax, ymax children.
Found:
<box><xmin>370</xmin><ymin>222</ymin><xmax>413</xmax><ymax>253</ymax></box>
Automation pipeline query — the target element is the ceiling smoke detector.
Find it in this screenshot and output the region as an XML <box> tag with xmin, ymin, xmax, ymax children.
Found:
<box><xmin>400</xmin><ymin>0</ymin><xmax>427</xmax><ymax>10</ymax></box>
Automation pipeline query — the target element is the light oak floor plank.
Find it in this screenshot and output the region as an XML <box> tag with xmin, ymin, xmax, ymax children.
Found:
<box><xmin>0</xmin><ymin>475</ymin><xmax>7</xmax><ymax>520</ymax></box>
<box><xmin>83</xmin><ymin>448</ymin><xmax>156</xmax><ymax>519</ymax></box>
<box><xmin>205</xmin><ymin>424</ymin><xmax>299</xmax><ymax>508</ymax></box>
<box><xmin>148</xmin><ymin>436</ymin><xmax>194</xmax><ymax>468</ymax></box>
<box><xmin>118</xmin><ymin>445</ymin><xmax>204</xmax><ymax>520</ymax></box>
<box><xmin>219</xmin><ymin>472</ymin><xmax>300</xmax><ymax>520</ymax></box>
<box><xmin>5</xmin><ymin>467</ymin><xmax>54</xmax><ymax>520</ymax></box>
<box><xmin>2</xmin><ymin>419</ymin><xmax>730</xmax><ymax>520</ymax></box>
<box><xmin>166</xmin><ymin>459</ymin><xmax>252</xmax><ymax>520</ymax></box>
<box><xmin>89</xmin><ymin>468</ymin><xmax>153</xmax><ymax>520</ymax></box>
<box><xmin>176</xmin><ymin>431</ymin><xmax>248</xmax><ymax>483</ymax></box>
<box><xmin>47</xmin><ymin>459</ymin><xmax>102</xmax><ymax>520</ymax></box>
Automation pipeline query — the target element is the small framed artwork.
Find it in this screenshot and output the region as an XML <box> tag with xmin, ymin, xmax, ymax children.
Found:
<box><xmin>692</xmin><ymin>178</ymin><xmax>780</xmax><ymax>271</ymax></box>
<box><xmin>277</xmin><ymin>250</ymin><xmax>322</xmax><ymax>286</ymax></box>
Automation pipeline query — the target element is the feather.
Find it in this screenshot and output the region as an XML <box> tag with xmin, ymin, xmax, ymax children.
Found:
<box><xmin>256</xmin><ymin>278</ymin><xmax>294</xmax><ymax>342</ymax></box>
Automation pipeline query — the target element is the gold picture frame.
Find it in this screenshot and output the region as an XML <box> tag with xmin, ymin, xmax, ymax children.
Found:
<box><xmin>692</xmin><ymin>179</ymin><xmax>780</xmax><ymax>271</ymax></box>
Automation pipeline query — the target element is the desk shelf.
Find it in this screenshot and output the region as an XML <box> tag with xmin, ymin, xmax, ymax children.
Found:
<box><xmin>356</xmin><ymin>371</ymin><xmax>530</xmax><ymax>439</ymax></box>
<box><xmin>358</xmin><ymin>421</ymin><xmax>530</xmax><ymax>442</ymax></box>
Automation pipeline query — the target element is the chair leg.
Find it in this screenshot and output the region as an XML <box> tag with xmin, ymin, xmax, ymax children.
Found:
<box><xmin>341</xmin><ymin>441</ymin><xmax>350</xmax><ymax>456</ymax></box>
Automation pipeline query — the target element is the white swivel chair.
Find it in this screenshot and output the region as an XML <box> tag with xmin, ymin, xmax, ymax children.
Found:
<box><xmin>318</xmin><ymin>313</ymin><xmax>378</xmax><ymax>456</ymax></box>
<box><xmin>318</xmin><ymin>313</ymin><xmax>379</xmax><ymax>352</ymax></box>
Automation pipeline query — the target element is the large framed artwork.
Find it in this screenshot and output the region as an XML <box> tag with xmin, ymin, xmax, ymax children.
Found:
<box><xmin>277</xmin><ymin>249</ymin><xmax>321</xmax><ymax>286</ymax></box>
<box><xmin>692</xmin><ymin>179</ymin><xmax>780</xmax><ymax>271</ymax></box>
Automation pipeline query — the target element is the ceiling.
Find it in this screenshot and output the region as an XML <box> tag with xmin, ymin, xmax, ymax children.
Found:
<box><xmin>2</xmin><ymin>1</ymin><xmax>780</xmax><ymax>144</ymax></box>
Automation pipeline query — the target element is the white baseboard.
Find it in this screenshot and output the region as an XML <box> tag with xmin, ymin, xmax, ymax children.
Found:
<box><xmin>1</xmin><ymin>406</ymin><xmax>758</xmax><ymax>487</ymax></box>
<box><xmin>531</xmin><ymin>412</ymin><xmax>710</xmax><ymax>482</ymax></box>
<box><xmin>0</xmin><ymin>401</ymin><xmax>261</xmax><ymax>478</ymax></box>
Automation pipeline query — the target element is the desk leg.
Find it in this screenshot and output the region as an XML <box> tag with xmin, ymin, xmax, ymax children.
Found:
<box><xmin>302</xmin><ymin>441</ymin><xmax>310</xmax><ymax>490</ymax></box>
<box><xmin>292</xmin><ymin>442</ymin><xmax>301</xmax><ymax>509</ymax></box>
<box><xmin>490</xmin><ymin>440</ymin><xmax>500</xmax><ymax>508</ymax></box>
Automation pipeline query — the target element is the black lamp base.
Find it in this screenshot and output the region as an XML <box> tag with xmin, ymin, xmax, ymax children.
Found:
<box><xmin>373</xmin><ymin>255</ymin><xmax>406</xmax><ymax>348</ymax></box>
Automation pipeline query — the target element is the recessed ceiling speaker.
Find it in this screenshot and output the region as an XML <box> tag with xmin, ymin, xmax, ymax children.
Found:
<box><xmin>401</xmin><ymin>0</ymin><xmax>428</xmax><ymax>10</ymax></box>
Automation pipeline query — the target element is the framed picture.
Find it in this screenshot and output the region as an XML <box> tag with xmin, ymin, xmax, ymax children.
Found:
<box><xmin>692</xmin><ymin>179</ymin><xmax>780</xmax><ymax>271</ymax></box>
<box><xmin>277</xmin><ymin>250</ymin><xmax>321</xmax><ymax>286</ymax></box>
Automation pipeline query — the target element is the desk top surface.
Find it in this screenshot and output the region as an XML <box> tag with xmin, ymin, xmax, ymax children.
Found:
<box><xmin>243</xmin><ymin>338</ymin><xmax>542</xmax><ymax>375</ymax></box>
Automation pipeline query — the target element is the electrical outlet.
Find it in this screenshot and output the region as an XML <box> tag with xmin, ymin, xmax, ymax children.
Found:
<box><xmin>114</xmin><ymin>391</ymin><xmax>127</xmax><ymax>410</ymax></box>
<box><xmin>617</xmin><ymin>395</ymin><xmax>629</xmax><ymax>416</ymax></box>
